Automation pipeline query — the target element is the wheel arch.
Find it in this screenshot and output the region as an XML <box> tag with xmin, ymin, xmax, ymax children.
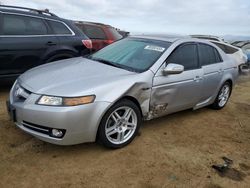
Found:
<box><xmin>95</xmin><ymin>95</ymin><xmax>143</xmax><ymax>141</ymax></box>
<box><xmin>225</xmin><ymin>79</ymin><xmax>233</xmax><ymax>87</ymax></box>
<box><xmin>117</xmin><ymin>96</ymin><xmax>143</xmax><ymax>117</ymax></box>
<box><xmin>223</xmin><ymin>79</ymin><xmax>233</xmax><ymax>97</ymax></box>
<box><xmin>44</xmin><ymin>50</ymin><xmax>78</xmax><ymax>63</ymax></box>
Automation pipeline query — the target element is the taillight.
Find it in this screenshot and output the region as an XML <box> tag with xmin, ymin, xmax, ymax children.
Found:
<box><xmin>82</xmin><ymin>40</ymin><xmax>92</xmax><ymax>49</ymax></box>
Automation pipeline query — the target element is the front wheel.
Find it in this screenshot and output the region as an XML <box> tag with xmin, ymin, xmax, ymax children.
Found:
<box><xmin>211</xmin><ymin>82</ymin><xmax>232</xmax><ymax>110</ymax></box>
<box><xmin>97</xmin><ymin>99</ymin><xmax>142</xmax><ymax>148</ymax></box>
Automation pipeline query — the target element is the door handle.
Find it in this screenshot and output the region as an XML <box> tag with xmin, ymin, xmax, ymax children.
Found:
<box><xmin>194</xmin><ymin>76</ymin><xmax>203</xmax><ymax>81</ymax></box>
<box><xmin>218</xmin><ymin>69</ymin><xmax>223</xmax><ymax>74</ymax></box>
<box><xmin>47</xmin><ymin>41</ymin><xmax>57</xmax><ymax>46</ymax></box>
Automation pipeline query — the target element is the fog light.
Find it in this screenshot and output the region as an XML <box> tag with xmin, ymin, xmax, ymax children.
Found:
<box><xmin>51</xmin><ymin>129</ymin><xmax>64</xmax><ymax>138</ymax></box>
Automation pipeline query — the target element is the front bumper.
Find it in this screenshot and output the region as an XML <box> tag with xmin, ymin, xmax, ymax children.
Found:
<box><xmin>8</xmin><ymin>92</ymin><xmax>111</xmax><ymax>145</ymax></box>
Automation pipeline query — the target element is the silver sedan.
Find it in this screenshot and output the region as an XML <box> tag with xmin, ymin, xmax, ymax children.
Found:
<box><xmin>7</xmin><ymin>36</ymin><xmax>238</xmax><ymax>148</ymax></box>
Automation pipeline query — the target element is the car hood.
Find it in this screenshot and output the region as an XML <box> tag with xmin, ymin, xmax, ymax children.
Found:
<box><xmin>19</xmin><ymin>57</ymin><xmax>136</xmax><ymax>97</ymax></box>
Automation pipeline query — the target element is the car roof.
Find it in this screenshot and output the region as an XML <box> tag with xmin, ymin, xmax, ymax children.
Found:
<box><xmin>0</xmin><ymin>5</ymin><xmax>67</xmax><ymax>22</ymax></box>
<box><xmin>190</xmin><ymin>34</ymin><xmax>223</xmax><ymax>41</ymax></box>
<box><xmin>74</xmin><ymin>21</ymin><xmax>112</xmax><ymax>28</ymax></box>
<box><xmin>209</xmin><ymin>40</ymin><xmax>240</xmax><ymax>50</ymax></box>
<box><xmin>128</xmin><ymin>35</ymin><xmax>227</xmax><ymax>54</ymax></box>
<box><xmin>129</xmin><ymin>35</ymin><xmax>189</xmax><ymax>43</ymax></box>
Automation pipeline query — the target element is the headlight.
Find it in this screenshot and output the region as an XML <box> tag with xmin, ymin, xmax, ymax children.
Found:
<box><xmin>37</xmin><ymin>95</ymin><xmax>95</xmax><ymax>106</ymax></box>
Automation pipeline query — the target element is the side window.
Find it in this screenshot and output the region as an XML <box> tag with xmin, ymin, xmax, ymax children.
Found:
<box><xmin>225</xmin><ymin>46</ymin><xmax>238</xmax><ymax>54</ymax></box>
<box><xmin>166</xmin><ymin>44</ymin><xmax>199</xmax><ymax>70</ymax></box>
<box><xmin>47</xmin><ymin>20</ymin><xmax>72</xmax><ymax>35</ymax></box>
<box><xmin>3</xmin><ymin>14</ymin><xmax>47</xmax><ymax>35</ymax></box>
<box><xmin>82</xmin><ymin>25</ymin><xmax>106</xmax><ymax>39</ymax></box>
<box><xmin>199</xmin><ymin>44</ymin><xmax>222</xmax><ymax>66</ymax></box>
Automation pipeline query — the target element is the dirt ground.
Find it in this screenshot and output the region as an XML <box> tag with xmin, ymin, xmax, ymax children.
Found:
<box><xmin>0</xmin><ymin>74</ymin><xmax>250</xmax><ymax>188</ymax></box>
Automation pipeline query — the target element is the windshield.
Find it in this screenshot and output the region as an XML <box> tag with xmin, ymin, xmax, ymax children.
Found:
<box><xmin>88</xmin><ymin>38</ymin><xmax>171</xmax><ymax>72</ymax></box>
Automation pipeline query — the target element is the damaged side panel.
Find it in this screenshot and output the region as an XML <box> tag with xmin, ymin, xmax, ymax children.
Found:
<box><xmin>123</xmin><ymin>82</ymin><xmax>152</xmax><ymax>117</ymax></box>
<box><xmin>147</xmin><ymin>68</ymin><xmax>203</xmax><ymax>120</ymax></box>
<box><xmin>147</xmin><ymin>86</ymin><xmax>177</xmax><ymax>120</ymax></box>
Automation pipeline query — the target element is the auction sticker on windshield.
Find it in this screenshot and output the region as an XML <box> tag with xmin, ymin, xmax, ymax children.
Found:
<box><xmin>144</xmin><ymin>45</ymin><xmax>165</xmax><ymax>52</ymax></box>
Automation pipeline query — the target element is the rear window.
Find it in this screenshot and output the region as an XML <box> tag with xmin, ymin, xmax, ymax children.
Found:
<box><xmin>80</xmin><ymin>24</ymin><xmax>106</xmax><ymax>40</ymax></box>
<box><xmin>47</xmin><ymin>20</ymin><xmax>72</xmax><ymax>35</ymax></box>
<box><xmin>2</xmin><ymin>14</ymin><xmax>48</xmax><ymax>35</ymax></box>
<box><xmin>212</xmin><ymin>42</ymin><xmax>238</xmax><ymax>54</ymax></box>
<box><xmin>199</xmin><ymin>44</ymin><xmax>222</xmax><ymax>66</ymax></box>
<box><xmin>225</xmin><ymin>46</ymin><xmax>238</xmax><ymax>54</ymax></box>
<box><xmin>107</xmin><ymin>27</ymin><xmax>122</xmax><ymax>40</ymax></box>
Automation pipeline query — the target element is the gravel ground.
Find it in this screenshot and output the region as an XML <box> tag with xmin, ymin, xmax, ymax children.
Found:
<box><xmin>0</xmin><ymin>74</ymin><xmax>250</xmax><ymax>188</ymax></box>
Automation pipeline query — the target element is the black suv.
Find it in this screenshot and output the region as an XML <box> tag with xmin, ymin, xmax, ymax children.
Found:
<box><xmin>0</xmin><ymin>5</ymin><xmax>92</xmax><ymax>78</ymax></box>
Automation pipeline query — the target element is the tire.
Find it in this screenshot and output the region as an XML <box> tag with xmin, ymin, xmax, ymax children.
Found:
<box><xmin>97</xmin><ymin>99</ymin><xmax>142</xmax><ymax>149</ymax></box>
<box><xmin>211</xmin><ymin>82</ymin><xmax>232</xmax><ymax>110</ymax></box>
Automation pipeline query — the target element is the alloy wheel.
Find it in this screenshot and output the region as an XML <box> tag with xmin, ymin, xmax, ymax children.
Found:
<box><xmin>105</xmin><ymin>106</ymin><xmax>137</xmax><ymax>145</ymax></box>
<box><xmin>218</xmin><ymin>85</ymin><xmax>230</xmax><ymax>107</ymax></box>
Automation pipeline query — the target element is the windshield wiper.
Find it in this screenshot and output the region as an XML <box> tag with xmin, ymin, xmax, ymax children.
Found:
<box><xmin>91</xmin><ymin>58</ymin><xmax>121</xmax><ymax>68</ymax></box>
<box><xmin>89</xmin><ymin>57</ymin><xmax>140</xmax><ymax>73</ymax></box>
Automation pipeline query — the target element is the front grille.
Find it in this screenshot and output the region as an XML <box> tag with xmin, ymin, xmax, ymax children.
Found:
<box><xmin>22</xmin><ymin>121</ymin><xmax>50</xmax><ymax>135</ymax></box>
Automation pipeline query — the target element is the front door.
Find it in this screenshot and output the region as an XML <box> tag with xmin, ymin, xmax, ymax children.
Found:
<box><xmin>150</xmin><ymin>43</ymin><xmax>203</xmax><ymax>118</ymax></box>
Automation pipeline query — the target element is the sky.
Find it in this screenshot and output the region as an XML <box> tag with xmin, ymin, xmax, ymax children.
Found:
<box><xmin>2</xmin><ymin>0</ymin><xmax>250</xmax><ymax>37</ymax></box>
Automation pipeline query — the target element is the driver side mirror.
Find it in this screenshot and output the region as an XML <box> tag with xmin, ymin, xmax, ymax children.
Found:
<box><xmin>162</xmin><ymin>63</ymin><xmax>184</xmax><ymax>75</ymax></box>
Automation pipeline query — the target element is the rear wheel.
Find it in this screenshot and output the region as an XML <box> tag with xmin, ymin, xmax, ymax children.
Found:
<box><xmin>97</xmin><ymin>99</ymin><xmax>142</xmax><ymax>148</ymax></box>
<box><xmin>211</xmin><ymin>82</ymin><xmax>232</xmax><ymax>110</ymax></box>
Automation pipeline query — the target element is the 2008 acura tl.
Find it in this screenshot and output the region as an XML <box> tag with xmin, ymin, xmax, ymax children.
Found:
<box><xmin>7</xmin><ymin>36</ymin><xmax>238</xmax><ymax>148</ymax></box>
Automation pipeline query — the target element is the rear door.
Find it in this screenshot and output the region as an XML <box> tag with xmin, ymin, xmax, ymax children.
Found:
<box><xmin>0</xmin><ymin>13</ymin><xmax>57</xmax><ymax>76</ymax></box>
<box><xmin>198</xmin><ymin>43</ymin><xmax>224</xmax><ymax>103</ymax></box>
<box><xmin>151</xmin><ymin>43</ymin><xmax>203</xmax><ymax>117</ymax></box>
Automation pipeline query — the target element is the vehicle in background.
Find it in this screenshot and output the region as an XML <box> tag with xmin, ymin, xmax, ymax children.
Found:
<box><xmin>7</xmin><ymin>36</ymin><xmax>238</xmax><ymax>148</ymax></box>
<box><xmin>231</xmin><ymin>41</ymin><xmax>250</xmax><ymax>48</ymax></box>
<box><xmin>240</xmin><ymin>42</ymin><xmax>250</xmax><ymax>52</ymax></box>
<box><xmin>191</xmin><ymin>35</ymin><xmax>224</xmax><ymax>42</ymax></box>
<box><xmin>231</xmin><ymin>41</ymin><xmax>250</xmax><ymax>66</ymax></box>
<box><xmin>74</xmin><ymin>21</ymin><xmax>122</xmax><ymax>52</ymax></box>
<box><xmin>241</xmin><ymin>43</ymin><xmax>250</xmax><ymax>67</ymax></box>
<box><xmin>210</xmin><ymin>41</ymin><xmax>248</xmax><ymax>67</ymax></box>
<box><xmin>231</xmin><ymin>41</ymin><xmax>244</xmax><ymax>47</ymax></box>
<box><xmin>0</xmin><ymin>5</ymin><xmax>92</xmax><ymax>79</ymax></box>
<box><xmin>116</xmin><ymin>29</ymin><xmax>130</xmax><ymax>37</ymax></box>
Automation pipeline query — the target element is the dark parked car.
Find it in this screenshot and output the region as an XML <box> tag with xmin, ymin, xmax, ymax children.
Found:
<box><xmin>0</xmin><ymin>5</ymin><xmax>92</xmax><ymax>79</ymax></box>
<box><xmin>74</xmin><ymin>21</ymin><xmax>122</xmax><ymax>52</ymax></box>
